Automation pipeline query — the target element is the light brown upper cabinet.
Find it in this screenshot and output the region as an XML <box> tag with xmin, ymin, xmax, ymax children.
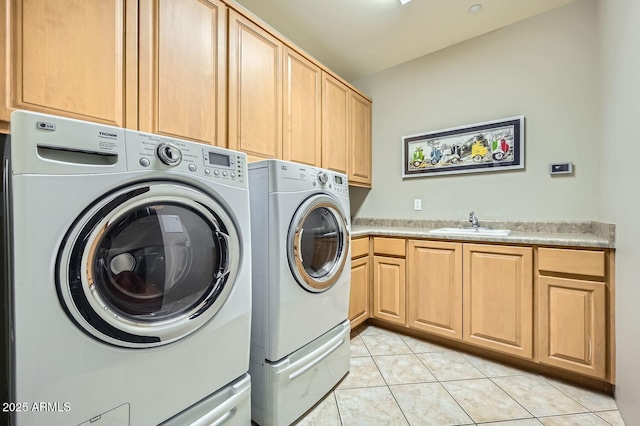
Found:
<box><xmin>321</xmin><ymin>72</ymin><xmax>349</xmax><ymax>174</ymax></box>
<box><xmin>228</xmin><ymin>10</ymin><xmax>283</xmax><ymax>162</ymax></box>
<box><xmin>282</xmin><ymin>48</ymin><xmax>321</xmax><ymax>166</ymax></box>
<box><xmin>349</xmin><ymin>92</ymin><xmax>372</xmax><ymax>186</ymax></box>
<box><xmin>463</xmin><ymin>244</ymin><xmax>533</xmax><ymax>359</ymax></box>
<box><xmin>407</xmin><ymin>240</ymin><xmax>463</xmax><ymax>340</ymax></box>
<box><xmin>138</xmin><ymin>0</ymin><xmax>227</xmax><ymax>146</ymax></box>
<box><xmin>1</xmin><ymin>0</ymin><xmax>137</xmax><ymax>130</ymax></box>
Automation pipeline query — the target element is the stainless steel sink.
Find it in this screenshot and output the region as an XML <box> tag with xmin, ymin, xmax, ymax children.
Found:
<box><xmin>428</xmin><ymin>227</ymin><xmax>511</xmax><ymax>237</ymax></box>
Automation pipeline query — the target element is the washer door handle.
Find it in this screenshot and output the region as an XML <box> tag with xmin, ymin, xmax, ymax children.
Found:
<box><xmin>297</xmin><ymin>228</ymin><xmax>304</xmax><ymax>263</ymax></box>
<box><xmin>216</xmin><ymin>231</ymin><xmax>231</xmax><ymax>280</ymax></box>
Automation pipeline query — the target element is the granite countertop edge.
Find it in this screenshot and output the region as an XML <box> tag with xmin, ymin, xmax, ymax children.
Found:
<box><xmin>350</xmin><ymin>225</ymin><xmax>614</xmax><ymax>249</ymax></box>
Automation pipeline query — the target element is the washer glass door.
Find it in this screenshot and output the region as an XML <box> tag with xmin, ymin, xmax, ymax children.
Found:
<box><xmin>288</xmin><ymin>195</ymin><xmax>349</xmax><ymax>292</ymax></box>
<box><xmin>58</xmin><ymin>182</ymin><xmax>241</xmax><ymax>348</ymax></box>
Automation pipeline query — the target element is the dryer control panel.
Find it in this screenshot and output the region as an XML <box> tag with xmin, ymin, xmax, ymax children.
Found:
<box><xmin>125</xmin><ymin>130</ymin><xmax>247</xmax><ymax>188</ymax></box>
<box><xmin>309</xmin><ymin>168</ymin><xmax>349</xmax><ymax>196</ymax></box>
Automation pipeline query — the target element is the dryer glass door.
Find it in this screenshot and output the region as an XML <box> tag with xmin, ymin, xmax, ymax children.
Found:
<box><xmin>288</xmin><ymin>195</ymin><xmax>349</xmax><ymax>292</ymax></box>
<box><xmin>58</xmin><ymin>182</ymin><xmax>241</xmax><ymax>348</ymax></box>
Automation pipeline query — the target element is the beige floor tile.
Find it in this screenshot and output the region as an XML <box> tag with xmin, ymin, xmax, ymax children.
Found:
<box><xmin>373</xmin><ymin>354</ymin><xmax>437</xmax><ymax>385</ymax></box>
<box><xmin>538</xmin><ymin>413</ymin><xmax>611</xmax><ymax>425</ymax></box>
<box><xmin>442</xmin><ymin>378</ymin><xmax>532</xmax><ymax>423</ymax></box>
<box><xmin>350</xmin><ymin>335</ymin><xmax>370</xmax><ymax>357</ymax></box>
<box><xmin>335</xmin><ymin>386</ymin><xmax>408</xmax><ymax>426</ymax></box>
<box><xmin>594</xmin><ymin>410</ymin><xmax>626</xmax><ymax>426</ymax></box>
<box><xmin>480</xmin><ymin>420</ymin><xmax>543</xmax><ymax>425</ymax></box>
<box><xmin>417</xmin><ymin>351</ymin><xmax>484</xmax><ymax>381</ymax></box>
<box><xmin>294</xmin><ymin>392</ymin><xmax>341</xmax><ymax>426</ymax></box>
<box><xmin>358</xmin><ymin>324</ymin><xmax>398</xmax><ymax>337</ymax></box>
<box><xmin>361</xmin><ymin>333</ymin><xmax>413</xmax><ymax>356</ymax></box>
<box><xmin>338</xmin><ymin>357</ymin><xmax>386</xmax><ymax>389</ymax></box>
<box><xmin>492</xmin><ymin>375</ymin><xmax>588</xmax><ymax>417</ymax></box>
<box><xmin>399</xmin><ymin>334</ymin><xmax>453</xmax><ymax>353</ymax></box>
<box><xmin>542</xmin><ymin>377</ymin><xmax>618</xmax><ymax>411</ymax></box>
<box><xmin>462</xmin><ymin>353</ymin><xmax>532</xmax><ymax>378</ymax></box>
<box><xmin>389</xmin><ymin>382</ymin><xmax>473</xmax><ymax>425</ymax></box>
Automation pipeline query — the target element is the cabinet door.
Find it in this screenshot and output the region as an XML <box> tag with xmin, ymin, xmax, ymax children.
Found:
<box><xmin>138</xmin><ymin>0</ymin><xmax>226</xmax><ymax>146</ymax></box>
<box><xmin>539</xmin><ymin>276</ymin><xmax>606</xmax><ymax>378</ymax></box>
<box><xmin>282</xmin><ymin>48</ymin><xmax>321</xmax><ymax>166</ymax></box>
<box><xmin>349</xmin><ymin>92</ymin><xmax>372</xmax><ymax>187</ymax></box>
<box><xmin>349</xmin><ymin>256</ymin><xmax>370</xmax><ymax>329</ymax></box>
<box><xmin>228</xmin><ymin>11</ymin><xmax>282</xmax><ymax>161</ymax></box>
<box><xmin>4</xmin><ymin>0</ymin><xmax>137</xmax><ymax>127</ymax></box>
<box><xmin>372</xmin><ymin>256</ymin><xmax>405</xmax><ymax>325</ymax></box>
<box><xmin>407</xmin><ymin>240</ymin><xmax>462</xmax><ymax>339</ymax></box>
<box><xmin>463</xmin><ymin>244</ymin><xmax>533</xmax><ymax>359</ymax></box>
<box><xmin>321</xmin><ymin>72</ymin><xmax>349</xmax><ymax>174</ymax></box>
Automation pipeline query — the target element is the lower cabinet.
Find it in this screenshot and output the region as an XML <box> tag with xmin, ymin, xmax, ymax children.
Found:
<box><xmin>407</xmin><ymin>240</ymin><xmax>462</xmax><ymax>339</ymax></box>
<box><xmin>349</xmin><ymin>256</ymin><xmax>370</xmax><ymax>329</ymax></box>
<box><xmin>349</xmin><ymin>237</ymin><xmax>370</xmax><ymax>329</ymax></box>
<box><xmin>351</xmin><ymin>236</ymin><xmax>613</xmax><ymax>383</ymax></box>
<box><xmin>463</xmin><ymin>244</ymin><xmax>533</xmax><ymax>359</ymax></box>
<box><xmin>372</xmin><ymin>238</ymin><xmax>406</xmax><ymax>325</ymax></box>
<box><xmin>372</xmin><ymin>256</ymin><xmax>406</xmax><ymax>325</ymax></box>
<box><xmin>537</xmin><ymin>247</ymin><xmax>608</xmax><ymax>379</ymax></box>
<box><xmin>538</xmin><ymin>276</ymin><xmax>606</xmax><ymax>378</ymax></box>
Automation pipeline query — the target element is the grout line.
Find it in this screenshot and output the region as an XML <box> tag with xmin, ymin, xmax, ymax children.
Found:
<box><xmin>345</xmin><ymin>329</ymin><xmax>618</xmax><ymax>426</ymax></box>
<box><xmin>486</xmin><ymin>375</ymin><xmax>540</xmax><ymax>420</ymax></box>
<box><xmin>331</xmin><ymin>391</ymin><xmax>344</xmax><ymax>426</ymax></box>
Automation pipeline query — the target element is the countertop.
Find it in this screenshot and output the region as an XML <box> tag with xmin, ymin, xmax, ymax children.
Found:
<box><xmin>350</xmin><ymin>219</ymin><xmax>615</xmax><ymax>249</ymax></box>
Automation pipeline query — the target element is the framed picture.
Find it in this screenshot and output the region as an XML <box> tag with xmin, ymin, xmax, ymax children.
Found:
<box><xmin>402</xmin><ymin>116</ymin><xmax>524</xmax><ymax>178</ymax></box>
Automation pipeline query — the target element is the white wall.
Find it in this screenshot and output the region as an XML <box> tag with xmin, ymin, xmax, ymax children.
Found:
<box><xmin>350</xmin><ymin>0</ymin><xmax>599</xmax><ymax>222</ymax></box>
<box><xmin>597</xmin><ymin>0</ymin><xmax>640</xmax><ymax>424</ymax></box>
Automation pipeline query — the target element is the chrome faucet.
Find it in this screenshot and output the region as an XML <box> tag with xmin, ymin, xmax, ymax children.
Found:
<box><xmin>469</xmin><ymin>211</ymin><xmax>479</xmax><ymax>229</ymax></box>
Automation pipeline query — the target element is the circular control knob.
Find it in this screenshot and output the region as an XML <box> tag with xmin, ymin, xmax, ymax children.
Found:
<box><xmin>156</xmin><ymin>143</ymin><xmax>182</xmax><ymax>166</ymax></box>
<box><xmin>317</xmin><ymin>172</ymin><xmax>329</xmax><ymax>185</ymax></box>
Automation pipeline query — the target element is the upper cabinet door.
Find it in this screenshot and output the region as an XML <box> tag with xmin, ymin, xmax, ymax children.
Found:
<box><xmin>228</xmin><ymin>11</ymin><xmax>282</xmax><ymax>161</ymax></box>
<box><xmin>349</xmin><ymin>92</ymin><xmax>372</xmax><ymax>186</ymax></box>
<box><xmin>282</xmin><ymin>47</ymin><xmax>321</xmax><ymax>166</ymax></box>
<box><xmin>321</xmin><ymin>72</ymin><xmax>349</xmax><ymax>174</ymax></box>
<box><xmin>5</xmin><ymin>0</ymin><xmax>136</xmax><ymax>127</ymax></box>
<box><xmin>138</xmin><ymin>0</ymin><xmax>227</xmax><ymax>146</ymax></box>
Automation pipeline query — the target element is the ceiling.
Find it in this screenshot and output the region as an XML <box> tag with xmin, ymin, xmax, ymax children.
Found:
<box><xmin>233</xmin><ymin>0</ymin><xmax>580</xmax><ymax>82</ymax></box>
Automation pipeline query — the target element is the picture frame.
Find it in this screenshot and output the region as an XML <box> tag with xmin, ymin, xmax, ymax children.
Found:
<box><xmin>402</xmin><ymin>116</ymin><xmax>524</xmax><ymax>178</ymax></box>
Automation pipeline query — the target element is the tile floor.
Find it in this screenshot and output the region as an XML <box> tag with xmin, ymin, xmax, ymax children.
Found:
<box><xmin>295</xmin><ymin>325</ymin><xmax>625</xmax><ymax>426</ymax></box>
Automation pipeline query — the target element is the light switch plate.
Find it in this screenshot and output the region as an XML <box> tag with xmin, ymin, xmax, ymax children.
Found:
<box><xmin>414</xmin><ymin>199</ymin><xmax>422</xmax><ymax>211</ymax></box>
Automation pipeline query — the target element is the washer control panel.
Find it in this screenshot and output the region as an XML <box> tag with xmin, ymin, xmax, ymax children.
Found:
<box><xmin>309</xmin><ymin>168</ymin><xmax>348</xmax><ymax>196</ymax></box>
<box><xmin>272</xmin><ymin>161</ymin><xmax>348</xmax><ymax>196</ymax></box>
<box><xmin>156</xmin><ymin>142</ymin><xmax>183</xmax><ymax>166</ymax></box>
<box><xmin>125</xmin><ymin>130</ymin><xmax>247</xmax><ymax>188</ymax></box>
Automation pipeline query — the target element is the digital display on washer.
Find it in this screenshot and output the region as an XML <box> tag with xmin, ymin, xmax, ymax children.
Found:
<box><xmin>208</xmin><ymin>152</ymin><xmax>230</xmax><ymax>167</ymax></box>
<box><xmin>334</xmin><ymin>175</ymin><xmax>343</xmax><ymax>185</ymax></box>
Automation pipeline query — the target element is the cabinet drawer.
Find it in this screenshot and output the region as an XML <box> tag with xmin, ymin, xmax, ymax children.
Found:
<box><xmin>373</xmin><ymin>237</ymin><xmax>406</xmax><ymax>257</ymax></box>
<box><xmin>351</xmin><ymin>237</ymin><xmax>369</xmax><ymax>259</ymax></box>
<box><xmin>538</xmin><ymin>248</ymin><xmax>605</xmax><ymax>277</ymax></box>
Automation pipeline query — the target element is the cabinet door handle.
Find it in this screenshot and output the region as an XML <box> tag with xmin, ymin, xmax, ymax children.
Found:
<box><xmin>588</xmin><ymin>338</ymin><xmax>592</xmax><ymax>362</ymax></box>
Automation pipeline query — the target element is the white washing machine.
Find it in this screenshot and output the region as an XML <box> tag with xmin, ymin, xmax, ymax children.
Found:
<box><xmin>1</xmin><ymin>111</ymin><xmax>252</xmax><ymax>425</ymax></box>
<box><xmin>248</xmin><ymin>159</ymin><xmax>351</xmax><ymax>426</ymax></box>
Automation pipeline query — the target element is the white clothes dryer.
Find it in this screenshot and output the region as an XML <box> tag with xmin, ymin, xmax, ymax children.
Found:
<box><xmin>248</xmin><ymin>159</ymin><xmax>351</xmax><ymax>426</ymax></box>
<box><xmin>1</xmin><ymin>111</ymin><xmax>252</xmax><ymax>426</ymax></box>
